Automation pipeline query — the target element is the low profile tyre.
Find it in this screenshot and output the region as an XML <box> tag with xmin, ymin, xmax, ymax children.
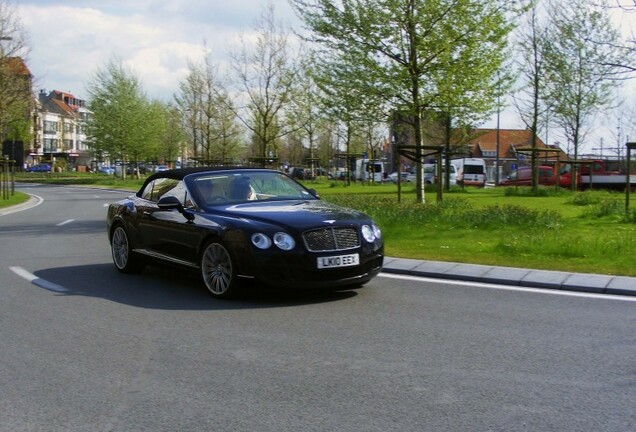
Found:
<box><xmin>200</xmin><ymin>241</ymin><xmax>238</xmax><ymax>298</ymax></box>
<box><xmin>111</xmin><ymin>225</ymin><xmax>145</xmax><ymax>273</ymax></box>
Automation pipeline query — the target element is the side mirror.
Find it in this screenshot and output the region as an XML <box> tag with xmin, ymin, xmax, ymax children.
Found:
<box><xmin>308</xmin><ymin>188</ymin><xmax>320</xmax><ymax>199</ymax></box>
<box><xmin>157</xmin><ymin>196</ymin><xmax>195</xmax><ymax>221</ymax></box>
<box><xmin>158</xmin><ymin>195</ymin><xmax>183</xmax><ymax>210</ymax></box>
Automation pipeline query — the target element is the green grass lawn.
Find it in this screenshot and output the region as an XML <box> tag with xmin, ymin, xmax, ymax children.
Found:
<box><xmin>0</xmin><ymin>190</ymin><xmax>31</xmax><ymax>208</ymax></box>
<box><xmin>310</xmin><ymin>179</ymin><xmax>636</xmax><ymax>276</ymax></box>
<box><xmin>5</xmin><ymin>173</ymin><xmax>636</xmax><ymax>277</ymax></box>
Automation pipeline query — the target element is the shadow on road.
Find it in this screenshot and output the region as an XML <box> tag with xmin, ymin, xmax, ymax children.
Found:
<box><xmin>33</xmin><ymin>263</ymin><xmax>359</xmax><ymax>310</ymax></box>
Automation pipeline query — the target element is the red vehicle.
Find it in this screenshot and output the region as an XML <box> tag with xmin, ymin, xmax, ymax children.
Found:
<box><xmin>499</xmin><ymin>165</ymin><xmax>569</xmax><ymax>187</ymax></box>
<box><xmin>560</xmin><ymin>160</ymin><xmax>636</xmax><ymax>191</ymax></box>
<box><xmin>501</xmin><ymin>160</ymin><xmax>636</xmax><ymax>191</ymax></box>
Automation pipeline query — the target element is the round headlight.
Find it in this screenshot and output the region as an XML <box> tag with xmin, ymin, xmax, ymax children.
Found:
<box><xmin>251</xmin><ymin>233</ymin><xmax>272</xmax><ymax>249</ymax></box>
<box><xmin>361</xmin><ymin>224</ymin><xmax>376</xmax><ymax>243</ymax></box>
<box><xmin>273</xmin><ymin>232</ymin><xmax>295</xmax><ymax>251</ymax></box>
<box><xmin>373</xmin><ymin>223</ymin><xmax>382</xmax><ymax>240</ymax></box>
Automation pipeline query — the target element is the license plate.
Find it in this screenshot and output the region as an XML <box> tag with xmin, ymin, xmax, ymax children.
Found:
<box><xmin>317</xmin><ymin>253</ymin><xmax>360</xmax><ymax>269</ymax></box>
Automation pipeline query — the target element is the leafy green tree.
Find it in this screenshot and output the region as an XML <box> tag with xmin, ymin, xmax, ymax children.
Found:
<box><xmin>292</xmin><ymin>0</ymin><xmax>520</xmax><ymax>202</ymax></box>
<box><xmin>0</xmin><ymin>0</ymin><xmax>32</xmax><ymax>152</ymax></box>
<box><xmin>86</xmin><ymin>58</ymin><xmax>158</xmax><ymax>177</ymax></box>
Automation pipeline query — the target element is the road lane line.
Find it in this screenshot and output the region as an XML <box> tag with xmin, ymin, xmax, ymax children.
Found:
<box><xmin>56</xmin><ymin>219</ymin><xmax>75</xmax><ymax>226</ymax></box>
<box><xmin>10</xmin><ymin>266</ymin><xmax>69</xmax><ymax>293</ymax></box>
<box><xmin>379</xmin><ymin>273</ymin><xmax>636</xmax><ymax>302</ymax></box>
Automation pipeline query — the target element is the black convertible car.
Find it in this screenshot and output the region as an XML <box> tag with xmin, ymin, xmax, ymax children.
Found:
<box><xmin>107</xmin><ymin>167</ymin><xmax>384</xmax><ymax>298</ymax></box>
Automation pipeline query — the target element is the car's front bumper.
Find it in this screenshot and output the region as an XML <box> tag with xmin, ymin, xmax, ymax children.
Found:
<box><xmin>239</xmin><ymin>246</ymin><xmax>384</xmax><ymax>289</ymax></box>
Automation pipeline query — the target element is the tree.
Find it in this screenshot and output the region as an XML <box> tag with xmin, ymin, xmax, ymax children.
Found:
<box><xmin>514</xmin><ymin>1</ymin><xmax>552</xmax><ymax>193</ymax></box>
<box><xmin>0</xmin><ymin>0</ymin><xmax>32</xmax><ymax>153</ymax></box>
<box><xmin>85</xmin><ymin>58</ymin><xmax>158</xmax><ymax>177</ymax></box>
<box><xmin>292</xmin><ymin>0</ymin><xmax>520</xmax><ymax>202</ymax></box>
<box><xmin>179</xmin><ymin>54</ymin><xmax>243</xmax><ymax>166</ymax></box>
<box><xmin>175</xmin><ymin>60</ymin><xmax>205</xmax><ymax>164</ymax></box>
<box><xmin>544</xmin><ymin>0</ymin><xmax>631</xmax><ymax>183</ymax></box>
<box><xmin>603</xmin><ymin>0</ymin><xmax>636</xmax><ymax>75</ymax></box>
<box><xmin>229</xmin><ymin>3</ymin><xmax>301</xmax><ymax>166</ymax></box>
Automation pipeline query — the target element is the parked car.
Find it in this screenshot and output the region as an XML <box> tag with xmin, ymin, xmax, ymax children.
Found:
<box><xmin>290</xmin><ymin>167</ymin><xmax>314</xmax><ymax>180</ymax></box>
<box><xmin>107</xmin><ymin>167</ymin><xmax>384</xmax><ymax>298</ymax></box>
<box><xmin>387</xmin><ymin>172</ymin><xmax>415</xmax><ymax>183</ymax></box>
<box><xmin>500</xmin><ymin>165</ymin><xmax>566</xmax><ymax>187</ymax></box>
<box><xmin>98</xmin><ymin>166</ymin><xmax>115</xmax><ymax>175</ymax></box>
<box><xmin>25</xmin><ymin>164</ymin><xmax>51</xmax><ymax>172</ymax></box>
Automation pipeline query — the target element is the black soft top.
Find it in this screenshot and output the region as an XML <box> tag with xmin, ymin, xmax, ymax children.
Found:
<box><xmin>136</xmin><ymin>166</ymin><xmax>275</xmax><ymax>196</ymax></box>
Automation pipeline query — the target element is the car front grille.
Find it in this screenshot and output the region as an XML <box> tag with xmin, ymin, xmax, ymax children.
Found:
<box><xmin>303</xmin><ymin>227</ymin><xmax>360</xmax><ymax>252</ymax></box>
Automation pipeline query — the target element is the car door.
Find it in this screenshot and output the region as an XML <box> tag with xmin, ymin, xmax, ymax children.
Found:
<box><xmin>136</xmin><ymin>178</ymin><xmax>203</xmax><ymax>266</ymax></box>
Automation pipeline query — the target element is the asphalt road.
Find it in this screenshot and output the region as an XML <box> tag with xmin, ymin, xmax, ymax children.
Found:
<box><xmin>1</xmin><ymin>184</ymin><xmax>635</xmax><ymax>432</ymax></box>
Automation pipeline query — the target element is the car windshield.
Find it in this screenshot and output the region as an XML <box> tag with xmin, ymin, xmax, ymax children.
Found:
<box><xmin>188</xmin><ymin>170</ymin><xmax>317</xmax><ymax>206</ymax></box>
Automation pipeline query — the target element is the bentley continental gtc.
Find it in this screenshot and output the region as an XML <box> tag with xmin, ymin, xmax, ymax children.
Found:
<box><xmin>107</xmin><ymin>168</ymin><xmax>384</xmax><ymax>298</ymax></box>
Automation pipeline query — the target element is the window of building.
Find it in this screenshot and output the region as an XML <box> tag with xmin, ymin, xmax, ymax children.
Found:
<box><xmin>44</xmin><ymin>121</ymin><xmax>58</xmax><ymax>133</ymax></box>
<box><xmin>43</xmin><ymin>138</ymin><xmax>58</xmax><ymax>152</ymax></box>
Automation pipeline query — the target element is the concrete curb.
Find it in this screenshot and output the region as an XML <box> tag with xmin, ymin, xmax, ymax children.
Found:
<box><xmin>382</xmin><ymin>257</ymin><xmax>636</xmax><ymax>297</ymax></box>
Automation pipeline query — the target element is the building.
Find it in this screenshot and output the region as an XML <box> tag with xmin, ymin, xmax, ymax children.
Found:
<box><xmin>390</xmin><ymin>113</ymin><xmax>569</xmax><ymax>183</ymax></box>
<box><xmin>464</xmin><ymin>129</ymin><xmax>568</xmax><ymax>183</ymax></box>
<box><xmin>31</xmin><ymin>90</ymin><xmax>92</xmax><ymax>170</ymax></box>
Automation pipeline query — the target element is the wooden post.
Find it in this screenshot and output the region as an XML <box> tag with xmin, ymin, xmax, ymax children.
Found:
<box><xmin>626</xmin><ymin>142</ymin><xmax>636</xmax><ymax>212</ymax></box>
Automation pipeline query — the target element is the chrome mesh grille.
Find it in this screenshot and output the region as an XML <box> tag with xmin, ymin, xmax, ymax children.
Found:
<box><xmin>303</xmin><ymin>227</ymin><xmax>359</xmax><ymax>252</ymax></box>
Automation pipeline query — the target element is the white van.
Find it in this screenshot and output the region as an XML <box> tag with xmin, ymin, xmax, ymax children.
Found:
<box><xmin>355</xmin><ymin>159</ymin><xmax>385</xmax><ymax>182</ymax></box>
<box><xmin>453</xmin><ymin>158</ymin><xmax>486</xmax><ymax>187</ymax></box>
<box><xmin>423</xmin><ymin>163</ymin><xmax>457</xmax><ymax>185</ymax></box>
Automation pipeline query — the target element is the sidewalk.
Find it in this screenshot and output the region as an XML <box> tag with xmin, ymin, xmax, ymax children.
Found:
<box><xmin>382</xmin><ymin>257</ymin><xmax>636</xmax><ymax>297</ymax></box>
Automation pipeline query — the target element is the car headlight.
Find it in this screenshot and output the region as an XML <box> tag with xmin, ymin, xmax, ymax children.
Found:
<box><xmin>273</xmin><ymin>232</ymin><xmax>295</xmax><ymax>251</ymax></box>
<box><xmin>372</xmin><ymin>223</ymin><xmax>382</xmax><ymax>240</ymax></box>
<box><xmin>251</xmin><ymin>233</ymin><xmax>272</xmax><ymax>249</ymax></box>
<box><xmin>361</xmin><ymin>224</ymin><xmax>376</xmax><ymax>243</ymax></box>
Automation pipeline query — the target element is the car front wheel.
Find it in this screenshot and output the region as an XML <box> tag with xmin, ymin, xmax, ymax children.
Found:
<box><xmin>111</xmin><ymin>225</ymin><xmax>144</xmax><ymax>273</ymax></box>
<box><xmin>200</xmin><ymin>241</ymin><xmax>238</xmax><ymax>298</ymax></box>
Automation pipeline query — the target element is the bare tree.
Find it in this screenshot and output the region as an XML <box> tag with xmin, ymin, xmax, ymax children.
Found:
<box><xmin>514</xmin><ymin>1</ymin><xmax>552</xmax><ymax>193</ymax></box>
<box><xmin>228</xmin><ymin>3</ymin><xmax>301</xmax><ymax>167</ymax></box>
<box><xmin>544</xmin><ymin>0</ymin><xmax>631</xmax><ymax>175</ymax></box>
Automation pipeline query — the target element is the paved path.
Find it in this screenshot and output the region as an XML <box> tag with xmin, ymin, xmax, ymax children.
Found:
<box><xmin>383</xmin><ymin>257</ymin><xmax>636</xmax><ymax>296</ymax></box>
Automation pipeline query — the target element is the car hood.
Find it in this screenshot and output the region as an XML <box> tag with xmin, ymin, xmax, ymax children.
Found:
<box><xmin>214</xmin><ymin>199</ymin><xmax>371</xmax><ymax>231</ymax></box>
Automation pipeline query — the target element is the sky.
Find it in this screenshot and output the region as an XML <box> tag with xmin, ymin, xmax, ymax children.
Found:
<box><xmin>17</xmin><ymin>0</ymin><xmax>299</xmax><ymax>101</ymax></box>
<box><xmin>13</xmin><ymin>0</ymin><xmax>636</xmax><ymax>153</ymax></box>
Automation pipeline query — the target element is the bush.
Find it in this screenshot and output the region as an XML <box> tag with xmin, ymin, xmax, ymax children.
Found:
<box><xmin>325</xmin><ymin>195</ymin><xmax>560</xmax><ymax>231</ymax></box>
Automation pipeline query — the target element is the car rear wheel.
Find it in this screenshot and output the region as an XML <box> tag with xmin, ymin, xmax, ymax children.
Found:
<box><xmin>111</xmin><ymin>225</ymin><xmax>144</xmax><ymax>273</ymax></box>
<box><xmin>200</xmin><ymin>241</ymin><xmax>238</xmax><ymax>298</ymax></box>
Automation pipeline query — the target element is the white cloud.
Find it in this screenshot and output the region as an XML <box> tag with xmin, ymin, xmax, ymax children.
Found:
<box><xmin>18</xmin><ymin>0</ymin><xmax>297</xmax><ymax>100</ymax></box>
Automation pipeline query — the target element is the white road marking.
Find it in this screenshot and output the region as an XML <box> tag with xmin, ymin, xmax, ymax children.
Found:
<box><xmin>379</xmin><ymin>273</ymin><xmax>636</xmax><ymax>302</ymax></box>
<box><xmin>56</xmin><ymin>219</ymin><xmax>75</xmax><ymax>226</ymax></box>
<box><xmin>10</xmin><ymin>266</ymin><xmax>69</xmax><ymax>293</ymax></box>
